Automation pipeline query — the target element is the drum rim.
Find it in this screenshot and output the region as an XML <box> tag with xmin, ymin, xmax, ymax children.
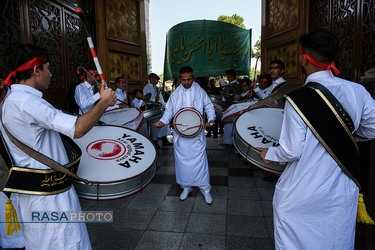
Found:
<box><xmin>173</xmin><ymin>107</ymin><xmax>203</xmax><ymax>137</ymax></box>
<box><xmin>76</xmin><ymin>159</ymin><xmax>157</xmax><ymax>184</ymax></box>
<box><xmin>143</xmin><ymin>107</ymin><xmax>164</xmax><ymax>120</ymax></box>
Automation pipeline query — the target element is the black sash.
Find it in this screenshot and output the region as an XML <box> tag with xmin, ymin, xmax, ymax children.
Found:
<box><xmin>285</xmin><ymin>82</ymin><xmax>360</xmax><ymax>188</ymax></box>
<box><xmin>1</xmin><ymin>134</ymin><xmax>82</xmax><ymax>195</ymax></box>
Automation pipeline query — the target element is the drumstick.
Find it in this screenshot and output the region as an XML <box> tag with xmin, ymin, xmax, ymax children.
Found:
<box><xmin>167</xmin><ymin>123</ymin><xmax>188</xmax><ymax>126</ymax></box>
<box><xmin>182</xmin><ymin>123</ymin><xmax>213</xmax><ymax>131</ymax></box>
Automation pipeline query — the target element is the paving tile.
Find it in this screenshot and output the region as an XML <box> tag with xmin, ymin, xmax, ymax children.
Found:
<box><xmin>135</xmin><ymin>231</ymin><xmax>183</xmax><ymax>250</ymax></box>
<box><xmin>228</xmin><ymin>187</ymin><xmax>260</xmax><ymax>200</ymax></box>
<box><xmin>192</xmin><ymin>197</ymin><xmax>227</xmax><ymax>214</ymax></box>
<box><xmin>147</xmin><ymin>210</ymin><xmax>190</xmax><ymax>232</ymax></box>
<box><xmin>180</xmin><ymin>233</ymin><xmax>226</xmax><ymax>250</ymax></box>
<box><xmin>114</xmin><ymin>209</ymin><xmax>155</xmax><ymax>230</ymax></box>
<box><xmin>228</xmin><ymin>199</ymin><xmax>263</xmax><ymax>216</ymax></box>
<box><xmin>226</xmin><ymin>215</ymin><xmax>269</xmax><ymax>238</ymax></box>
<box><xmin>226</xmin><ymin>235</ymin><xmax>275</xmax><ymax>250</ymax></box>
<box><xmin>158</xmin><ymin>196</ymin><xmax>195</xmax><ymax>212</ymax></box>
<box><xmin>127</xmin><ymin>194</ymin><xmax>164</xmax><ymax>211</ymax></box>
<box><xmin>228</xmin><ymin>176</ymin><xmax>257</xmax><ymax>187</ymax></box>
<box><xmin>140</xmin><ymin>183</ymin><xmax>172</xmax><ymax>196</ymax></box>
<box><xmin>186</xmin><ymin>213</ymin><xmax>226</xmax><ymax>235</ymax></box>
<box><xmin>91</xmin><ymin>227</ymin><xmax>143</xmax><ymax>250</ymax></box>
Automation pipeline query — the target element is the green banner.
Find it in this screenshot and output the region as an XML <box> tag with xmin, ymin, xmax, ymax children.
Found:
<box><xmin>163</xmin><ymin>20</ymin><xmax>251</xmax><ymax>81</ymax></box>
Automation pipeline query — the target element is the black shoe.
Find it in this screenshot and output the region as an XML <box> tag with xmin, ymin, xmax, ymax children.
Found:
<box><xmin>263</xmin><ymin>174</ymin><xmax>279</xmax><ymax>182</ymax></box>
<box><xmin>206</xmin><ymin>133</ymin><xmax>212</xmax><ymax>138</ymax></box>
<box><xmin>213</xmin><ymin>135</ymin><xmax>218</xmax><ymax>138</ymax></box>
<box><xmin>161</xmin><ymin>136</ymin><xmax>173</xmax><ymax>146</ymax></box>
<box><xmin>153</xmin><ymin>140</ymin><xmax>160</xmax><ymax>149</ymax></box>
<box><xmin>223</xmin><ymin>145</ymin><xmax>235</xmax><ymax>150</ymax></box>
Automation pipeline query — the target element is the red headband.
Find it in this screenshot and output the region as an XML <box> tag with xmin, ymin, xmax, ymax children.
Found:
<box><xmin>4</xmin><ymin>55</ymin><xmax>47</xmax><ymax>86</ymax></box>
<box><xmin>300</xmin><ymin>49</ymin><xmax>340</xmax><ymax>75</ymax></box>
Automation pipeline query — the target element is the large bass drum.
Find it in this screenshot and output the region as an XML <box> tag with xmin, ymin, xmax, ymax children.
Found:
<box><xmin>233</xmin><ymin>107</ymin><xmax>285</xmax><ymax>175</ymax></box>
<box><xmin>73</xmin><ymin>125</ymin><xmax>157</xmax><ymax>200</ymax></box>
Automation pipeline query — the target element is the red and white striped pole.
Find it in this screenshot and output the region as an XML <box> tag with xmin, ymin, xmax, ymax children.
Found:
<box><xmin>76</xmin><ymin>7</ymin><xmax>107</xmax><ymax>87</ymax></box>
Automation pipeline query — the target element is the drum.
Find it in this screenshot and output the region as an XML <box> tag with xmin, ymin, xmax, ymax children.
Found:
<box><xmin>233</xmin><ymin>107</ymin><xmax>285</xmax><ymax>174</ymax></box>
<box><xmin>221</xmin><ymin>101</ymin><xmax>257</xmax><ymax>124</ymax></box>
<box><xmin>173</xmin><ymin>107</ymin><xmax>203</xmax><ymax>137</ymax></box>
<box><xmin>143</xmin><ymin>107</ymin><xmax>164</xmax><ymax>122</ymax></box>
<box><xmin>208</xmin><ymin>94</ymin><xmax>225</xmax><ymax>107</ymax></box>
<box><xmin>100</xmin><ymin>108</ymin><xmax>144</xmax><ymax>131</ymax></box>
<box><xmin>73</xmin><ymin>125</ymin><xmax>157</xmax><ymax>200</ymax></box>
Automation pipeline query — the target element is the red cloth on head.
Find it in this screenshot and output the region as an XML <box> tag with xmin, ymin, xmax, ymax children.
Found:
<box><xmin>300</xmin><ymin>49</ymin><xmax>340</xmax><ymax>75</ymax></box>
<box><xmin>4</xmin><ymin>55</ymin><xmax>47</xmax><ymax>86</ymax></box>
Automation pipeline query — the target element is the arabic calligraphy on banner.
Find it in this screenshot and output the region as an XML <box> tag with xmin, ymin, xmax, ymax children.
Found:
<box><xmin>163</xmin><ymin>20</ymin><xmax>251</xmax><ymax>81</ymax></box>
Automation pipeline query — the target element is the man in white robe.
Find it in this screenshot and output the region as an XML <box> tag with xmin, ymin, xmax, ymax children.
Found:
<box><xmin>154</xmin><ymin>66</ymin><xmax>216</xmax><ymax>204</ymax></box>
<box><xmin>1</xmin><ymin>43</ymin><xmax>117</xmax><ymax>250</ymax></box>
<box><xmin>258</xmin><ymin>31</ymin><xmax>375</xmax><ymax>250</ymax></box>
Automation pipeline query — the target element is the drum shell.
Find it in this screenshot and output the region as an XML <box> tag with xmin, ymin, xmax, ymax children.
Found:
<box><xmin>143</xmin><ymin>107</ymin><xmax>164</xmax><ymax>122</ymax></box>
<box><xmin>73</xmin><ymin>125</ymin><xmax>157</xmax><ymax>200</ymax></box>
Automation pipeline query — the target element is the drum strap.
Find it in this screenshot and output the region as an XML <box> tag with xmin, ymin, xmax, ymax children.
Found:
<box><xmin>285</xmin><ymin>82</ymin><xmax>360</xmax><ymax>188</ymax></box>
<box><xmin>0</xmin><ymin>101</ymin><xmax>92</xmax><ymax>195</ymax></box>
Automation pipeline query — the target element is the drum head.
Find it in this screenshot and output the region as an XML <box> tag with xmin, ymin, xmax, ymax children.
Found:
<box><xmin>222</xmin><ymin>85</ymin><xmax>241</xmax><ymax>99</ymax></box>
<box><xmin>173</xmin><ymin>108</ymin><xmax>203</xmax><ymax>137</ymax></box>
<box><xmin>101</xmin><ymin>108</ymin><xmax>140</xmax><ymax>126</ymax></box>
<box><xmin>234</xmin><ymin>108</ymin><xmax>285</xmax><ymax>174</ymax></box>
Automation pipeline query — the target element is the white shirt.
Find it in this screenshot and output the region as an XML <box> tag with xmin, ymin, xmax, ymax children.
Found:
<box><xmin>143</xmin><ymin>83</ymin><xmax>166</xmax><ymax>107</ymax></box>
<box><xmin>74</xmin><ymin>81</ymin><xmax>100</xmax><ymax>114</ymax></box>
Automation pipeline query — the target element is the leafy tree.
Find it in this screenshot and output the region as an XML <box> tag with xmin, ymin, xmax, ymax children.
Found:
<box><xmin>217</xmin><ymin>14</ymin><xmax>246</xmax><ymax>29</ymax></box>
<box><xmin>251</xmin><ymin>36</ymin><xmax>261</xmax><ymax>58</ymax></box>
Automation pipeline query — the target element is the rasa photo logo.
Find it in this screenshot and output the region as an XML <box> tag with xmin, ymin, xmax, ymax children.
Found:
<box><xmin>30</xmin><ymin>211</ymin><xmax>113</xmax><ymax>223</ymax></box>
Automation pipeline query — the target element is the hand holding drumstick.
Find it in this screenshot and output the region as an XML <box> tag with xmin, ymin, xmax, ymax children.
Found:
<box><xmin>257</xmin><ymin>147</ymin><xmax>272</xmax><ymax>164</ymax></box>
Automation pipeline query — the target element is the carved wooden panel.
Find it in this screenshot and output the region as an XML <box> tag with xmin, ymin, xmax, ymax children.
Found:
<box><xmin>267</xmin><ymin>40</ymin><xmax>299</xmax><ymax>79</ymax></box>
<box><xmin>108</xmin><ymin>50</ymin><xmax>141</xmax><ymax>83</ymax></box>
<box><xmin>332</xmin><ymin>0</ymin><xmax>357</xmax><ymax>80</ymax></box>
<box><xmin>106</xmin><ymin>0</ymin><xmax>140</xmax><ymax>44</ymax></box>
<box><xmin>0</xmin><ymin>0</ymin><xmax>22</xmax><ymax>75</ymax></box>
<box><xmin>266</xmin><ymin>0</ymin><xmax>299</xmax><ymax>37</ymax></box>
<box><xmin>361</xmin><ymin>0</ymin><xmax>375</xmax><ymax>73</ymax></box>
<box><xmin>29</xmin><ymin>0</ymin><xmax>64</xmax><ymax>88</ymax></box>
<box><xmin>65</xmin><ymin>11</ymin><xmax>92</xmax><ymax>86</ymax></box>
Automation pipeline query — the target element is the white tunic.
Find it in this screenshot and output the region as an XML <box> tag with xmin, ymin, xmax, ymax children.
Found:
<box><xmin>159</xmin><ymin>82</ymin><xmax>215</xmax><ymax>188</ymax></box>
<box><xmin>1</xmin><ymin>84</ymin><xmax>91</xmax><ymax>250</ymax></box>
<box><xmin>266</xmin><ymin>71</ymin><xmax>375</xmax><ymax>250</ymax></box>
